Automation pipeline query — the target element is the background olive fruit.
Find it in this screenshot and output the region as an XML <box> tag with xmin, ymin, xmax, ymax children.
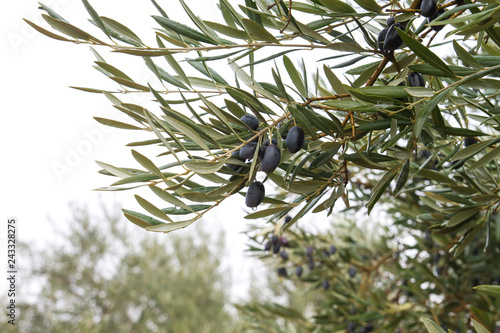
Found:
<box><xmin>280</xmin><ymin>250</ymin><xmax>289</xmax><ymax>261</ymax></box>
<box><xmin>464</xmin><ymin>137</ymin><xmax>479</xmax><ymax>147</ymax></box>
<box><xmin>322</xmin><ymin>279</ymin><xmax>330</xmax><ymax>290</ymax></box>
<box><xmin>260</xmin><ymin>144</ymin><xmax>281</xmax><ymax>173</ymax></box>
<box><xmin>284</xmin><ymin>215</ymin><xmax>292</xmax><ymax>224</ymax></box>
<box><xmin>295</xmin><ymin>265</ymin><xmax>303</xmax><ymax>277</ymax></box>
<box><xmin>420</xmin><ymin>0</ymin><xmax>438</xmax><ymax>17</ymax></box>
<box><xmin>245</xmin><ymin>181</ymin><xmax>265</xmax><ymax>207</ymax></box>
<box><xmin>277</xmin><ymin>267</ymin><xmax>287</xmax><ymax>277</ymax></box>
<box><xmin>383</xmin><ymin>23</ymin><xmax>404</xmax><ymax>54</ymax></box>
<box><xmin>239</xmin><ymin>142</ymin><xmax>258</xmax><ymax>159</ymax></box>
<box><xmin>348</xmin><ymin>266</ymin><xmax>357</xmax><ymax>278</ymax></box>
<box><xmin>377</xmin><ymin>28</ymin><xmax>388</xmax><ymax>53</ymax></box>
<box><xmin>286</xmin><ymin>126</ymin><xmax>305</xmax><ymax>153</ymax></box>
<box><xmin>408</xmin><ymin>72</ymin><xmax>425</xmax><ymax>87</ymax></box>
<box><xmin>226</xmin><ymin>151</ymin><xmax>244</xmax><ymax>170</ymax></box>
<box><xmin>329</xmin><ymin>245</ymin><xmax>337</xmax><ymax>255</ymax></box>
<box><xmin>240</xmin><ymin>114</ymin><xmax>259</xmax><ymax>131</ymax></box>
<box><xmin>428</xmin><ymin>9</ymin><xmax>446</xmax><ymax>31</ymax></box>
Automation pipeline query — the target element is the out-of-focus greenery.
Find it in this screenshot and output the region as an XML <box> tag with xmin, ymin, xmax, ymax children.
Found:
<box><xmin>0</xmin><ymin>204</ymin><xmax>234</xmax><ymax>333</ymax></box>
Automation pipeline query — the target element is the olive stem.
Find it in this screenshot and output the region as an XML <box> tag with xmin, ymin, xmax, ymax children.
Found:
<box><xmin>365</xmin><ymin>55</ymin><xmax>391</xmax><ymax>87</ymax></box>
<box><xmin>301</xmin><ymin>94</ymin><xmax>350</xmax><ymax>107</ymax></box>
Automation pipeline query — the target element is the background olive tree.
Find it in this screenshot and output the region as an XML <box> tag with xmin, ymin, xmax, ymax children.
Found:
<box><xmin>25</xmin><ymin>0</ymin><xmax>500</xmax><ymax>331</ymax></box>
<box><xmin>0</xmin><ymin>204</ymin><xmax>234</xmax><ymax>333</ymax></box>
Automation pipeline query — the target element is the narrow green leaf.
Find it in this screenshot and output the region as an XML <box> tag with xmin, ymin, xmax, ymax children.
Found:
<box><xmin>187</xmin><ymin>60</ymin><xmax>228</xmax><ymax>85</ymax></box>
<box><xmin>319</xmin><ymin>0</ymin><xmax>356</xmax><ymax>14</ymax></box>
<box><xmin>135</xmin><ymin>195</ymin><xmax>173</xmax><ymax>221</ymax></box>
<box><xmin>324</xmin><ymin>65</ymin><xmax>349</xmax><ymax>95</ymax></box>
<box><xmin>23</xmin><ymin>18</ymin><xmax>72</xmax><ymax>42</ymax></box>
<box><xmin>109</xmin><ymin>77</ymin><xmax>150</xmax><ymax>91</ymax></box>
<box><xmin>146</xmin><ymin>219</ymin><xmax>196</xmax><ymax>232</ymax></box>
<box><xmin>93</xmin><ymin>117</ymin><xmax>143</xmax><ymax>130</ymax></box>
<box><xmin>149</xmin><ymin>185</ymin><xmax>193</xmax><ymax>212</ymax></box>
<box><xmin>474</xmin><ymin>285</ymin><xmax>500</xmax><ymax>298</ymax></box>
<box><xmin>421</xmin><ymin>317</ymin><xmax>447</xmax><ymax>333</ymax></box>
<box><xmin>396</xmin><ymin>28</ymin><xmax>455</xmax><ymax>77</ymax></box>
<box><xmin>152</xmin><ymin>16</ymin><xmax>217</xmax><ymax>45</ymax></box>
<box><xmin>184</xmin><ymin>158</ymin><xmax>229</xmax><ymax>174</ymax></box>
<box><xmin>132</xmin><ymin>150</ymin><xmax>164</xmax><ymax>179</ymax></box>
<box><xmin>96</xmin><ymin>161</ymin><xmax>132</xmax><ymax>178</ymax></box>
<box><xmin>100</xmin><ymin>16</ymin><xmax>143</xmax><ymax>45</ymax></box>
<box><xmin>241</xmin><ymin>18</ymin><xmax>279</xmax><ymax>43</ymax></box>
<box><xmin>434</xmin><ymin>126</ymin><xmax>487</xmax><ymax>137</ymax></box>
<box><xmin>284</xmin><ymin>56</ymin><xmax>307</xmax><ymax>98</ymax></box>
<box><xmin>41</xmin><ymin>14</ymin><xmax>104</xmax><ymax>43</ymax></box>
<box><xmin>453</xmin><ymin>40</ymin><xmax>482</xmax><ymax>69</ymax></box>
<box><xmin>244</xmin><ymin>206</ymin><xmax>292</xmax><ymax>219</ymax></box>
<box><xmin>123</xmin><ymin>209</ymin><xmax>165</xmax><ymax>227</ymax></box>
<box><xmin>180</xmin><ymin>0</ymin><xmax>223</xmax><ymax>44</ymax></box>
<box><xmin>451</xmin><ymin>138</ymin><xmax>499</xmax><ymax>161</ymax></box>
<box><xmin>94</xmin><ymin>61</ymin><xmax>132</xmax><ymax>81</ymax></box>
<box><xmin>204</xmin><ymin>21</ymin><xmax>250</xmax><ymax>40</ymax></box>
<box><xmin>165</xmin><ymin>116</ymin><xmax>211</xmax><ymax>154</ymax></box>
<box><xmin>366</xmin><ymin>164</ymin><xmax>399</xmax><ymax>214</ymax></box>
<box><xmin>352</xmin><ymin>0</ymin><xmax>381</xmax><ymax>12</ymax></box>
<box><xmin>446</xmin><ymin>207</ymin><xmax>481</xmax><ymax>228</ymax></box>
<box><xmin>82</xmin><ymin>0</ymin><xmax>110</xmax><ymax>39</ymax></box>
<box><xmin>326</xmin><ymin>42</ymin><xmax>366</xmax><ymax>53</ymax></box>
<box><xmin>471</xmin><ymin>319</ymin><xmax>491</xmax><ymax>333</ymax></box>
<box><xmin>471</xmin><ymin>145</ymin><xmax>500</xmax><ymax>169</ymax></box>
<box><xmin>393</xmin><ymin>159</ymin><xmax>410</xmax><ymax>195</ymax></box>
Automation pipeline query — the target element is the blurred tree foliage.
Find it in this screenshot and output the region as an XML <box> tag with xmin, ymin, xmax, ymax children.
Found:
<box><xmin>0</xmin><ymin>204</ymin><xmax>234</xmax><ymax>333</ymax></box>
<box><xmin>239</xmin><ymin>209</ymin><xmax>500</xmax><ymax>332</ymax></box>
<box><xmin>26</xmin><ymin>0</ymin><xmax>500</xmax><ymax>331</ymax></box>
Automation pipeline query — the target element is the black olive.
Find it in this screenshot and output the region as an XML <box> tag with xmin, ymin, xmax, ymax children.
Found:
<box><xmin>226</xmin><ymin>151</ymin><xmax>244</xmax><ymax>170</ymax></box>
<box><xmin>383</xmin><ymin>23</ymin><xmax>405</xmax><ymax>54</ymax></box>
<box><xmin>420</xmin><ymin>0</ymin><xmax>438</xmax><ymax>18</ymax></box>
<box><xmin>322</xmin><ymin>279</ymin><xmax>330</xmax><ymax>290</ymax></box>
<box><xmin>386</xmin><ymin>16</ymin><xmax>395</xmax><ymax>27</ymax></box>
<box><xmin>464</xmin><ymin>137</ymin><xmax>479</xmax><ymax>147</ymax></box>
<box><xmin>277</xmin><ymin>267</ymin><xmax>288</xmax><ymax>277</ymax></box>
<box><xmin>295</xmin><ymin>265</ymin><xmax>303</xmax><ymax>277</ymax></box>
<box><xmin>286</xmin><ymin>126</ymin><xmax>305</xmax><ymax>153</ymax></box>
<box><xmin>284</xmin><ymin>215</ymin><xmax>292</xmax><ymax>224</ymax></box>
<box><xmin>279</xmin><ymin>236</ymin><xmax>289</xmax><ymax>247</ymax></box>
<box><xmin>245</xmin><ymin>181</ymin><xmax>265</xmax><ymax>207</ymax></box>
<box><xmin>239</xmin><ymin>142</ymin><xmax>258</xmax><ymax>159</ymax></box>
<box><xmin>348</xmin><ymin>266</ymin><xmax>357</xmax><ymax>278</ymax></box>
<box><xmin>260</xmin><ymin>145</ymin><xmax>281</xmax><ymax>173</ymax></box>
<box><xmin>377</xmin><ymin>28</ymin><xmax>389</xmax><ymax>53</ymax></box>
<box><xmin>280</xmin><ymin>251</ymin><xmax>289</xmax><ymax>261</ymax></box>
<box><xmin>240</xmin><ymin>114</ymin><xmax>259</xmax><ymax>131</ymax></box>
<box><xmin>408</xmin><ymin>72</ymin><xmax>425</xmax><ymax>87</ymax></box>
<box><xmin>329</xmin><ymin>245</ymin><xmax>337</xmax><ymax>255</ymax></box>
<box><xmin>264</xmin><ymin>241</ymin><xmax>271</xmax><ymax>251</ymax></box>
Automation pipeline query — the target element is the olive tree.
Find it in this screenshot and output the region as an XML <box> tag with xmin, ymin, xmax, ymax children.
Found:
<box><xmin>26</xmin><ymin>0</ymin><xmax>500</xmax><ymax>331</ymax></box>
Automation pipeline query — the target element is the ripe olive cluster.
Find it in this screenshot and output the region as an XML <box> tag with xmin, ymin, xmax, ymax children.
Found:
<box><xmin>379</xmin><ymin>0</ymin><xmax>447</xmax><ymax>55</ymax></box>
<box><xmin>420</xmin><ymin>0</ymin><xmax>446</xmax><ymax>31</ymax></box>
<box><xmin>228</xmin><ymin>114</ymin><xmax>306</xmax><ymax>208</ymax></box>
